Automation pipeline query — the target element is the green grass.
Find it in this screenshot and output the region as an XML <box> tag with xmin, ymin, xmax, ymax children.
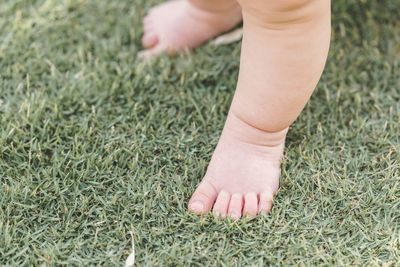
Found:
<box><xmin>0</xmin><ymin>0</ymin><xmax>399</xmax><ymax>266</ymax></box>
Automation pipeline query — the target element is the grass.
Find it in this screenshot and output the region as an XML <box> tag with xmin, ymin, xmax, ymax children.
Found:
<box><xmin>0</xmin><ymin>0</ymin><xmax>399</xmax><ymax>266</ymax></box>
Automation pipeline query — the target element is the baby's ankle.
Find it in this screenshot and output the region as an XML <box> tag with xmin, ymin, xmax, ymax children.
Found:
<box><xmin>224</xmin><ymin>111</ymin><xmax>288</xmax><ymax>148</ymax></box>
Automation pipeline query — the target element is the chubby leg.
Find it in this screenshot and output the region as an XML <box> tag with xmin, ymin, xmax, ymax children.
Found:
<box><xmin>140</xmin><ymin>0</ymin><xmax>242</xmax><ymax>58</ymax></box>
<box><xmin>188</xmin><ymin>0</ymin><xmax>331</xmax><ymax>219</ymax></box>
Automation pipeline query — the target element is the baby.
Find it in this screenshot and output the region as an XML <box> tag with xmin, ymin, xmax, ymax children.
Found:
<box><xmin>141</xmin><ymin>0</ymin><xmax>331</xmax><ymax>219</ymax></box>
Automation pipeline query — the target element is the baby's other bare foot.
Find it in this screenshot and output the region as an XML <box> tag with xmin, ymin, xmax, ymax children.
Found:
<box><xmin>140</xmin><ymin>0</ymin><xmax>242</xmax><ymax>58</ymax></box>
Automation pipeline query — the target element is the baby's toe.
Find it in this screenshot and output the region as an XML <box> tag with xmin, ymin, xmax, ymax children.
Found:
<box><xmin>228</xmin><ymin>193</ymin><xmax>243</xmax><ymax>220</ymax></box>
<box><xmin>243</xmin><ymin>192</ymin><xmax>258</xmax><ymax>217</ymax></box>
<box><xmin>213</xmin><ymin>190</ymin><xmax>230</xmax><ymax>218</ymax></box>
<box><xmin>141</xmin><ymin>32</ymin><xmax>159</xmax><ymax>48</ymax></box>
<box><xmin>258</xmin><ymin>191</ymin><xmax>274</xmax><ymax>215</ymax></box>
<box><xmin>188</xmin><ymin>181</ymin><xmax>218</xmax><ymax>215</ymax></box>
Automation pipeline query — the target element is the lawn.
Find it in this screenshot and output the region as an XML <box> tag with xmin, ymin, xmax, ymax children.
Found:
<box><xmin>0</xmin><ymin>0</ymin><xmax>399</xmax><ymax>266</ymax></box>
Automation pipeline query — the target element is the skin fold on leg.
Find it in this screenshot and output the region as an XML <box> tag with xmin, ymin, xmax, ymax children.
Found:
<box><xmin>189</xmin><ymin>0</ymin><xmax>331</xmax><ymax>219</ymax></box>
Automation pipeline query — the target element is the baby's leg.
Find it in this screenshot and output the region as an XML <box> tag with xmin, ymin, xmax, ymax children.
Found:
<box><xmin>189</xmin><ymin>0</ymin><xmax>331</xmax><ymax>219</ymax></box>
<box><xmin>140</xmin><ymin>0</ymin><xmax>242</xmax><ymax>58</ymax></box>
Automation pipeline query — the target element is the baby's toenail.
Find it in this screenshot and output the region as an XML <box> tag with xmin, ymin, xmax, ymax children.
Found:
<box><xmin>190</xmin><ymin>201</ymin><xmax>204</xmax><ymax>213</ymax></box>
<box><xmin>230</xmin><ymin>213</ymin><xmax>240</xmax><ymax>220</ymax></box>
<box><xmin>215</xmin><ymin>211</ymin><xmax>225</xmax><ymax>218</ymax></box>
<box><xmin>259</xmin><ymin>210</ymin><xmax>269</xmax><ymax>215</ymax></box>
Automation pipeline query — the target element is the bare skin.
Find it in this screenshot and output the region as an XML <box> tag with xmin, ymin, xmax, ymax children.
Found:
<box><xmin>189</xmin><ymin>0</ymin><xmax>331</xmax><ymax>219</ymax></box>
<box><xmin>188</xmin><ymin>113</ymin><xmax>287</xmax><ymax>219</ymax></box>
<box><xmin>140</xmin><ymin>0</ymin><xmax>242</xmax><ymax>58</ymax></box>
<box><xmin>141</xmin><ymin>0</ymin><xmax>331</xmax><ymax>219</ymax></box>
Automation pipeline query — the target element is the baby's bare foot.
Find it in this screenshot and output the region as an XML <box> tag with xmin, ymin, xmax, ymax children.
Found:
<box><xmin>188</xmin><ymin>112</ymin><xmax>287</xmax><ymax>220</ymax></box>
<box><xmin>140</xmin><ymin>0</ymin><xmax>242</xmax><ymax>58</ymax></box>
